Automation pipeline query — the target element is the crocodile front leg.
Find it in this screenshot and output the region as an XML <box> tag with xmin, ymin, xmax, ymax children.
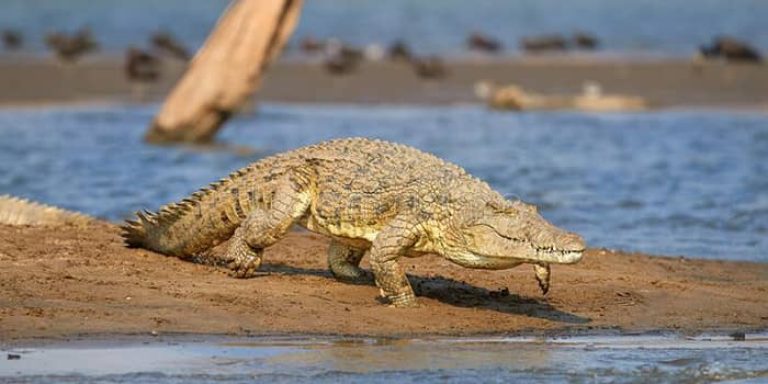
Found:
<box><xmin>369</xmin><ymin>218</ymin><xmax>419</xmax><ymax>307</ymax></box>
<box><xmin>228</xmin><ymin>173</ymin><xmax>312</xmax><ymax>278</ymax></box>
<box><xmin>327</xmin><ymin>240</ymin><xmax>371</xmax><ymax>283</ymax></box>
<box><xmin>534</xmin><ymin>263</ymin><xmax>550</xmax><ymax>295</ymax></box>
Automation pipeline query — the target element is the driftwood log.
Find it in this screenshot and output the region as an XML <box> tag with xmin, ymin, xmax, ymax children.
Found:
<box><xmin>145</xmin><ymin>0</ymin><xmax>302</xmax><ymax>144</ymax></box>
<box><xmin>474</xmin><ymin>81</ymin><xmax>647</xmax><ymax>112</ymax></box>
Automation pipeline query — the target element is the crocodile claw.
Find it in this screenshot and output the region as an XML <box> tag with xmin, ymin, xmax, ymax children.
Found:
<box><xmin>386</xmin><ymin>292</ymin><xmax>420</xmax><ymax>308</ymax></box>
<box><xmin>228</xmin><ymin>253</ymin><xmax>262</xmax><ymax>279</ymax></box>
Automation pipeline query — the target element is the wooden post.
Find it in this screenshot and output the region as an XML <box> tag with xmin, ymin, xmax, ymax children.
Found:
<box><xmin>145</xmin><ymin>0</ymin><xmax>302</xmax><ymax>144</ymax></box>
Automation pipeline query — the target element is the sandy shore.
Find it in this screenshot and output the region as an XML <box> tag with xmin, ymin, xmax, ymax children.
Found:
<box><xmin>1</xmin><ymin>221</ymin><xmax>766</xmax><ymax>343</ymax></box>
<box><xmin>0</xmin><ymin>55</ymin><xmax>766</xmax><ymax>108</ymax></box>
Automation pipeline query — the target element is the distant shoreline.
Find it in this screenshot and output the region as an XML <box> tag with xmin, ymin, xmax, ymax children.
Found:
<box><xmin>0</xmin><ymin>55</ymin><xmax>765</xmax><ymax>110</ymax></box>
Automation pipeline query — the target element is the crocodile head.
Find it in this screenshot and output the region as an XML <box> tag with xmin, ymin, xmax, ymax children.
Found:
<box><xmin>443</xmin><ymin>198</ymin><xmax>585</xmax><ymax>269</ymax></box>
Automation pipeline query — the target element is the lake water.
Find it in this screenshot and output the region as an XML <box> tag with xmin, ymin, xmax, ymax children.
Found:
<box><xmin>0</xmin><ymin>103</ymin><xmax>766</xmax><ymax>262</ymax></box>
<box><xmin>1</xmin><ymin>0</ymin><xmax>767</xmax><ymax>56</ymax></box>
<box><xmin>2</xmin><ymin>335</ymin><xmax>768</xmax><ymax>383</ymax></box>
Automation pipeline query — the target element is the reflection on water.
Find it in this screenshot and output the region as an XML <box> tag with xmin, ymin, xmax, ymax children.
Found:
<box><xmin>0</xmin><ymin>104</ymin><xmax>766</xmax><ymax>261</ymax></box>
<box><xmin>2</xmin><ymin>335</ymin><xmax>768</xmax><ymax>382</ymax></box>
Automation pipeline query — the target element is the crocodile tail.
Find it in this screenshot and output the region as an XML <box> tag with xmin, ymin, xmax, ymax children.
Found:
<box><xmin>120</xmin><ymin>192</ymin><xmax>240</xmax><ymax>258</ymax></box>
<box><xmin>121</xmin><ymin>146</ymin><xmax>306</xmax><ymax>257</ymax></box>
<box><xmin>0</xmin><ymin>194</ymin><xmax>94</xmax><ymax>226</ymax></box>
<box><xmin>120</xmin><ymin>171</ymin><xmax>250</xmax><ymax>258</ymax></box>
<box><xmin>121</xmin><ymin>208</ymin><xmax>177</xmax><ymax>250</ymax></box>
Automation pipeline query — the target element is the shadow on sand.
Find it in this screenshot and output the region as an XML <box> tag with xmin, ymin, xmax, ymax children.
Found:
<box><xmin>256</xmin><ymin>262</ymin><xmax>590</xmax><ymax>324</ymax></box>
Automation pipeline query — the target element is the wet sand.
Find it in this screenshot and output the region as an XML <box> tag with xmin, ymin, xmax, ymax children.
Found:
<box><xmin>1</xmin><ymin>221</ymin><xmax>766</xmax><ymax>343</ymax></box>
<box><xmin>0</xmin><ymin>55</ymin><xmax>766</xmax><ymax>108</ymax></box>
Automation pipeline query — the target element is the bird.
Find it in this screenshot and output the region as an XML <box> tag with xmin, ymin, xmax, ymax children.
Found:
<box><xmin>387</xmin><ymin>39</ymin><xmax>412</xmax><ymax>61</ymax></box>
<box><xmin>467</xmin><ymin>32</ymin><xmax>502</xmax><ymax>53</ymax></box>
<box><xmin>125</xmin><ymin>47</ymin><xmax>161</xmax><ymax>83</ymax></box>
<box><xmin>411</xmin><ymin>55</ymin><xmax>447</xmax><ymax>79</ymax></box>
<box><xmin>699</xmin><ymin>36</ymin><xmax>762</xmax><ymax>63</ymax></box>
<box><xmin>299</xmin><ymin>36</ymin><xmax>326</xmax><ymax>54</ymax></box>
<box><xmin>150</xmin><ymin>30</ymin><xmax>190</xmax><ymax>60</ymax></box>
<box><xmin>323</xmin><ymin>40</ymin><xmax>363</xmax><ymax>75</ymax></box>
<box><xmin>520</xmin><ymin>34</ymin><xmax>568</xmax><ymax>53</ymax></box>
<box><xmin>45</xmin><ymin>27</ymin><xmax>99</xmax><ymax>63</ymax></box>
<box><xmin>572</xmin><ymin>32</ymin><xmax>599</xmax><ymax>50</ymax></box>
<box><xmin>125</xmin><ymin>47</ymin><xmax>161</xmax><ymax>101</ymax></box>
<box><xmin>2</xmin><ymin>29</ymin><xmax>23</xmax><ymax>51</ymax></box>
<box><xmin>324</xmin><ymin>52</ymin><xmax>360</xmax><ymax>75</ymax></box>
<box><xmin>363</xmin><ymin>44</ymin><xmax>385</xmax><ymax>62</ymax></box>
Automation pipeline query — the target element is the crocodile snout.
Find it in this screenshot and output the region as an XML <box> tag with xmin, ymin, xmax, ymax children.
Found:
<box><xmin>561</xmin><ymin>232</ymin><xmax>586</xmax><ymax>252</ymax></box>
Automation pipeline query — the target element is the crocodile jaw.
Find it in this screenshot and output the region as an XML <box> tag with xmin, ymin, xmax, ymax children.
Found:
<box><xmin>532</xmin><ymin>247</ymin><xmax>584</xmax><ymax>264</ymax></box>
<box><xmin>445</xmin><ymin>245</ymin><xmax>583</xmax><ymax>270</ymax></box>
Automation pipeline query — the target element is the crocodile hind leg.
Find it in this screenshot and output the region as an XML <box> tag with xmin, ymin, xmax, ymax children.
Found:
<box><xmin>228</xmin><ymin>174</ymin><xmax>312</xmax><ymax>278</ymax></box>
<box><xmin>327</xmin><ymin>240</ymin><xmax>371</xmax><ymax>283</ymax></box>
<box><xmin>227</xmin><ymin>223</ymin><xmax>265</xmax><ymax>278</ymax></box>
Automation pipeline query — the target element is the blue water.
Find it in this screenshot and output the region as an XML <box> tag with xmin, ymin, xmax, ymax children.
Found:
<box><xmin>0</xmin><ymin>103</ymin><xmax>766</xmax><ymax>262</ymax></box>
<box><xmin>2</xmin><ymin>335</ymin><xmax>768</xmax><ymax>383</ymax></box>
<box><xmin>1</xmin><ymin>0</ymin><xmax>767</xmax><ymax>56</ymax></box>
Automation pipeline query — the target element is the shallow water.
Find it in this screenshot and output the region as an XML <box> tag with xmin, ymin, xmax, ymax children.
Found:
<box><xmin>2</xmin><ymin>335</ymin><xmax>768</xmax><ymax>383</ymax></box>
<box><xmin>0</xmin><ymin>104</ymin><xmax>768</xmax><ymax>261</ymax></box>
<box><xmin>0</xmin><ymin>104</ymin><xmax>766</xmax><ymax>262</ymax></box>
<box><xmin>1</xmin><ymin>0</ymin><xmax>767</xmax><ymax>56</ymax></box>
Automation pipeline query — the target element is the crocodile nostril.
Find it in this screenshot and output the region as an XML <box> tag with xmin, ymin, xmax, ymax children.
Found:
<box><xmin>563</xmin><ymin>232</ymin><xmax>586</xmax><ymax>251</ymax></box>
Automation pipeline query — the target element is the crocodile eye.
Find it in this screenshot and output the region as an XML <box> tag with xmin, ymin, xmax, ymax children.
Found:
<box><xmin>486</xmin><ymin>200</ymin><xmax>510</xmax><ymax>214</ymax></box>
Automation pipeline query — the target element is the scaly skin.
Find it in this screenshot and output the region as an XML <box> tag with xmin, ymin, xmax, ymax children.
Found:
<box><xmin>0</xmin><ymin>195</ymin><xmax>94</xmax><ymax>227</ymax></box>
<box><xmin>122</xmin><ymin>138</ymin><xmax>585</xmax><ymax>307</ymax></box>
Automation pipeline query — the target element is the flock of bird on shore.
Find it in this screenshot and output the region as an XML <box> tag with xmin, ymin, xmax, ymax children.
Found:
<box><xmin>1</xmin><ymin>27</ymin><xmax>764</xmax><ymax>83</ymax></box>
<box><xmin>0</xmin><ymin>27</ymin><xmax>190</xmax><ymax>84</ymax></box>
<box><xmin>297</xmin><ymin>31</ymin><xmax>608</xmax><ymax>78</ymax></box>
<box><xmin>0</xmin><ymin>28</ymin><xmax>611</xmax><ymax>82</ymax></box>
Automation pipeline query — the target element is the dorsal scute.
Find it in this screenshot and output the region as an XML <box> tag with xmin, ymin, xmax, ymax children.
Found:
<box><xmin>136</xmin><ymin>210</ymin><xmax>155</xmax><ymax>224</ymax></box>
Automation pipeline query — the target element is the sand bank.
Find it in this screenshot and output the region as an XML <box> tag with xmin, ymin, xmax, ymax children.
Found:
<box><xmin>0</xmin><ymin>56</ymin><xmax>766</xmax><ymax>108</ymax></box>
<box><xmin>1</xmin><ymin>222</ymin><xmax>765</xmax><ymax>343</ymax></box>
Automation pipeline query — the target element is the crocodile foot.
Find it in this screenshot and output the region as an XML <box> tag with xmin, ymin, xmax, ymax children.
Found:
<box><xmin>229</xmin><ymin>253</ymin><xmax>263</xmax><ymax>278</ymax></box>
<box><xmin>331</xmin><ymin>268</ymin><xmax>374</xmax><ymax>285</ymax></box>
<box><xmin>227</xmin><ymin>241</ymin><xmax>263</xmax><ymax>278</ymax></box>
<box><xmin>385</xmin><ymin>292</ymin><xmax>420</xmax><ymax>308</ymax></box>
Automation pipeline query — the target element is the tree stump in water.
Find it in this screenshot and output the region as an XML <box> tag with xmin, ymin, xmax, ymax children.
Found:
<box><xmin>145</xmin><ymin>0</ymin><xmax>302</xmax><ymax>144</ymax></box>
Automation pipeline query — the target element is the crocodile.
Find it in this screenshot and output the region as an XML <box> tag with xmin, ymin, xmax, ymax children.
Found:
<box><xmin>122</xmin><ymin>138</ymin><xmax>585</xmax><ymax>307</ymax></box>
<box><xmin>0</xmin><ymin>195</ymin><xmax>94</xmax><ymax>226</ymax></box>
